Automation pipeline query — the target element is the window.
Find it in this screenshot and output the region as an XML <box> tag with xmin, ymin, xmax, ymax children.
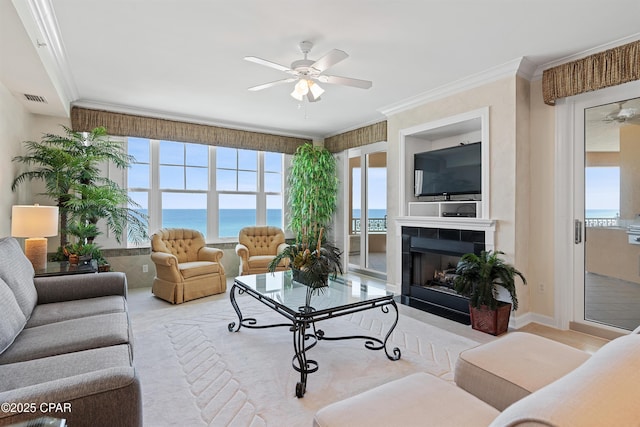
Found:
<box><xmin>126</xmin><ymin>138</ymin><xmax>283</xmax><ymax>244</ymax></box>
<box><xmin>585</xmin><ymin>166</ymin><xmax>620</xmax><ymax>218</ymax></box>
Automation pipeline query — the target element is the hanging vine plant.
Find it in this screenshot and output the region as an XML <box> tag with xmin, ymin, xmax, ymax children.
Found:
<box><xmin>287</xmin><ymin>143</ymin><xmax>339</xmax><ymax>245</ymax></box>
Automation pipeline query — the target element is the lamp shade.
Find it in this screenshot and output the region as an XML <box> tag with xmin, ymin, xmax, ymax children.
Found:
<box><xmin>11</xmin><ymin>205</ymin><xmax>59</xmax><ymax>238</ymax></box>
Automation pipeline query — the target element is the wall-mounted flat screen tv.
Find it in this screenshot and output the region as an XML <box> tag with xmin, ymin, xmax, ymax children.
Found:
<box><xmin>414</xmin><ymin>142</ymin><xmax>481</xmax><ymax>197</ymax></box>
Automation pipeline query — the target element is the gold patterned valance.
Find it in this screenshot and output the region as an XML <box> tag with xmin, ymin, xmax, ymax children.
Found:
<box><xmin>542</xmin><ymin>40</ymin><xmax>640</xmax><ymax>106</ymax></box>
<box><xmin>324</xmin><ymin>121</ymin><xmax>387</xmax><ymax>153</ymax></box>
<box><xmin>70</xmin><ymin>106</ymin><xmax>311</xmax><ymax>154</ymax></box>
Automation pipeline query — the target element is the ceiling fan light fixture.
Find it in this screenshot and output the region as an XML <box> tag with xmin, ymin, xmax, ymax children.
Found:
<box><xmin>295</xmin><ymin>79</ymin><xmax>309</xmax><ymax>93</ymax></box>
<box><xmin>290</xmin><ymin>88</ymin><xmax>304</xmax><ymax>101</ymax></box>
<box><xmin>309</xmin><ymin>81</ymin><xmax>324</xmax><ymax>99</ymax></box>
<box><xmin>290</xmin><ymin>79</ymin><xmax>322</xmax><ymax>101</ymax></box>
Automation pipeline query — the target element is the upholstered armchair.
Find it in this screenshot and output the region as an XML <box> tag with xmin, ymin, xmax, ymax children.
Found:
<box><xmin>235</xmin><ymin>226</ymin><xmax>289</xmax><ymax>275</ymax></box>
<box><xmin>150</xmin><ymin>228</ymin><xmax>226</xmax><ymax>304</ymax></box>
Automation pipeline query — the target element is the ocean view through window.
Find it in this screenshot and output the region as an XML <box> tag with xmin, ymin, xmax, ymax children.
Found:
<box><xmin>127</xmin><ymin>138</ymin><xmax>283</xmax><ymax>243</ymax></box>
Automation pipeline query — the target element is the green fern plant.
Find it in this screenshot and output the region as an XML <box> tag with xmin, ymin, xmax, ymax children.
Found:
<box><xmin>454</xmin><ymin>250</ymin><xmax>527</xmax><ymax>310</ymax></box>
<box><xmin>268</xmin><ymin>228</ymin><xmax>343</xmax><ymax>289</ymax></box>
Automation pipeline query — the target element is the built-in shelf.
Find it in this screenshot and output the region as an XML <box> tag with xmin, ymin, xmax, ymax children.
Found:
<box><xmin>408</xmin><ymin>201</ymin><xmax>481</xmax><ymax>218</ymax></box>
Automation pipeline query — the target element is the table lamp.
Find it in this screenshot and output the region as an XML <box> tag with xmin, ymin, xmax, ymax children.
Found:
<box><xmin>11</xmin><ymin>204</ymin><xmax>59</xmax><ymax>271</ymax></box>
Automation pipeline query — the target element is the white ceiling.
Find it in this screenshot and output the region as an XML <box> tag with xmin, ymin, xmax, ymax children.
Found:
<box><xmin>2</xmin><ymin>0</ymin><xmax>640</xmax><ymax>139</ymax></box>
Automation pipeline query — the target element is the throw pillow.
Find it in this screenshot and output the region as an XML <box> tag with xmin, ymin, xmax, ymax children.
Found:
<box><xmin>0</xmin><ymin>237</ymin><xmax>37</xmax><ymax>320</ymax></box>
<box><xmin>0</xmin><ymin>277</ymin><xmax>27</xmax><ymax>354</ymax></box>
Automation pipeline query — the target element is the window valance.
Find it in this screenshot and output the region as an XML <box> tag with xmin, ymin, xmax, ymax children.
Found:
<box><xmin>324</xmin><ymin>121</ymin><xmax>387</xmax><ymax>153</ymax></box>
<box><xmin>542</xmin><ymin>40</ymin><xmax>640</xmax><ymax>106</ymax></box>
<box><xmin>70</xmin><ymin>106</ymin><xmax>311</xmax><ymax>154</ymax></box>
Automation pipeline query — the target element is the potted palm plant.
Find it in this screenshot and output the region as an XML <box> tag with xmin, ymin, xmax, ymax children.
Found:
<box><xmin>12</xmin><ymin>125</ymin><xmax>148</xmax><ymax>263</ymax></box>
<box><xmin>453</xmin><ymin>250</ymin><xmax>527</xmax><ymax>335</ymax></box>
<box><xmin>287</xmin><ymin>143</ymin><xmax>338</xmax><ymax>244</ymax></box>
<box><xmin>268</xmin><ymin>143</ymin><xmax>342</xmax><ymax>306</ymax></box>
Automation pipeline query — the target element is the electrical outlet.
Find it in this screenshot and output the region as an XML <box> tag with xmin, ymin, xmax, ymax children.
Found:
<box><xmin>142</xmin><ymin>264</ymin><xmax>148</xmax><ymax>273</ymax></box>
<box><xmin>538</xmin><ymin>282</ymin><xmax>544</xmax><ymax>293</ymax></box>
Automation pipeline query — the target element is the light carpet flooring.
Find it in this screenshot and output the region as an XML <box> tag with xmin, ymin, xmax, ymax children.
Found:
<box><xmin>128</xmin><ymin>284</ymin><xmax>494</xmax><ymax>426</ymax></box>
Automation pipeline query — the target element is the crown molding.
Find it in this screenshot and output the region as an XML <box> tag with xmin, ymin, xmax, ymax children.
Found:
<box><xmin>13</xmin><ymin>0</ymin><xmax>78</xmax><ymax>115</ymax></box>
<box><xmin>378</xmin><ymin>57</ymin><xmax>531</xmax><ymax>118</ymax></box>
<box><xmin>532</xmin><ymin>32</ymin><xmax>640</xmax><ymax>80</ymax></box>
<box><xmin>71</xmin><ymin>100</ymin><xmax>317</xmax><ymax>141</ymax></box>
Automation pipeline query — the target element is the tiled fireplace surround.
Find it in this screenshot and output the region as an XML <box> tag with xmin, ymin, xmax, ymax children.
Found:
<box><xmin>396</xmin><ymin>218</ymin><xmax>495</xmax><ymax>323</ymax></box>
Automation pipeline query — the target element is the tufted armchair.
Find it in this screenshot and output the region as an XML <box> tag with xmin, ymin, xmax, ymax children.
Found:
<box><xmin>150</xmin><ymin>228</ymin><xmax>226</xmax><ymax>304</ymax></box>
<box><xmin>235</xmin><ymin>226</ymin><xmax>289</xmax><ymax>275</ymax></box>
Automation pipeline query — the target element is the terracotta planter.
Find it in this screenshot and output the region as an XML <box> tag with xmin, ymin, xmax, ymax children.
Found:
<box><xmin>469</xmin><ymin>302</ymin><xmax>512</xmax><ymax>335</ymax></box>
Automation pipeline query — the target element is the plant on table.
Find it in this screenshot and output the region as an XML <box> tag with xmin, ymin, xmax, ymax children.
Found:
<box><xmin>268</xmin><ymin>143</ymin><xmax>342</xmax><ymax>295</ymax></box>
<box><xmin>268</xmin><ymin>227</ymin><xmax>343</xmax><ymax>290</ymax></box>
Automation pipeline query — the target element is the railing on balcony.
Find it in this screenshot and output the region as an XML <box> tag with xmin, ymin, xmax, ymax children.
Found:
<box><xmin>351</xmin><ymin>216</ymin><xmax>387</xmax><ymax>233</ymax></box>
<box><xmin>585</xmin><ymin>217</ymin><xmax>620</xmax><ymax>227</ymax></box>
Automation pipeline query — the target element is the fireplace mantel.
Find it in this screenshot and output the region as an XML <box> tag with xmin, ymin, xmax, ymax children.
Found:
<box><xmin>395</xmin><ymin>216</ymin><xmax>496</xmax><ymax>250</ymax></box>
<box><xmin>395</xmin><ymin>216</ymin><xmax>496</xmax><ymax>233</ymax></box>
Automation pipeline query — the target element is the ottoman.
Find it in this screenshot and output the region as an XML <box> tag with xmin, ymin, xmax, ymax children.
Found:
<box><xmin>313</xmin><ymin>372</ymin><xmax>499</xmax><ymax>427</ymax></box>
<box><xmin>454</xmin><ymin>332</ymin><xmax>591</xmax><ymax>410</ymax></box>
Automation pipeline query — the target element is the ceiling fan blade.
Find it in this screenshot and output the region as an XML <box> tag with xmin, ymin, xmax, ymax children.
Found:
<box><xmin>248</xmin><ymin>78</ymin><xmax>297</xmax><ymax>91</ymax></box>
<box><xmin>244</xmin><ymin>56</ymin><xmax>292</xmax><ymax>73</ymax></box>
<box><xmin>311</xmin><ymin>49</ymin><xmax>348</xmax><ymax>73</ymax></box>
<box><xmin>318</xmin><ymin>74</ymin><xmax>372</xmax><ymax>89</ymax></box>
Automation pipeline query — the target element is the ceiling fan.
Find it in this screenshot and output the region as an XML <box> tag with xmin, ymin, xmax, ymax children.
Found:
<box><xmin>244</xmin><ymin>41</ymin><xmax>372</xmax><ymax>103</ymax></box>
<box><xmin>603</xmin><ymin>101</ymin><xmax>639</xmax><ymax>124</ymax></box>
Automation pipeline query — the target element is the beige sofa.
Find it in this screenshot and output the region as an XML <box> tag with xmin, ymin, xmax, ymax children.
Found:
<box><xmin>0</xmin><ymin>237</ymin><xmax>141</xmax><ymax>427</ymax></box>
<box><xmin>314</xmin><ymin>329</ymin><xmax>640</xmax><ymax>427</ymax></box>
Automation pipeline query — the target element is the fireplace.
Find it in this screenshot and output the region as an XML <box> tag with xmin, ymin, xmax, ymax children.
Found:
<box><xmin>401</xmin><ymin>226</ymin><xmax>485</xmax><ymax>324</ymax></box>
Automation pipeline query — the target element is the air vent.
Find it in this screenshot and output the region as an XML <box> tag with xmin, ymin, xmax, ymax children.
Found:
<box><xmin>23</xmin><ymin>94</ymin><xmax>48</xmax><ymax>103</ymax></box>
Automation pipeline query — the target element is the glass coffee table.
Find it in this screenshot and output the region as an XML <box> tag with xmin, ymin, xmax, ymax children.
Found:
<box><xmin>228</xmin><ymin>270</ymin><xmax>401</xmax><ymax>397</ymax></box>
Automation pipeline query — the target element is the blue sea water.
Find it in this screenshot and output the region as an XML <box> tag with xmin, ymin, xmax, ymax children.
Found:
<box><xmin>144</xmin><ymin>209</ymin><xmax>282</xmax><ymax>238</ymax></box>
<box><xmin>352</xmin><ymin>209</ymin><xmax>387</xmax><ymax>219</ymax></box>
<box><xmin>585</xmin><ymin>209</ymin><xmax>619</xmax><ymax>218</ymax></box>
<box><xmin>142</xmin><ymin>208</ymin><xmax>388</xmax><ymax>238</ymax></box>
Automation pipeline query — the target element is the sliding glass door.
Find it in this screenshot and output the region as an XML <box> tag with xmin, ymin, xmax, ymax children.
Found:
<box><xmin>348</xmin><ymin>142</ymin><xmax>387</xmax><ymax>277</ymax></box>
<box><xmin>563</xmin><ymin>81</ymin><xmax>640</xmax><ymax>334</ymax></box>
<box><xmin>581</xmin><ymin>96</ymin><xmax>640</xmax><ymax>331</ymax></box>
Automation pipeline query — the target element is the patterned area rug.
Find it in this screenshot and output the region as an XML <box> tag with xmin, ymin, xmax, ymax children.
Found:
<box><xmin>132</xmin><ymin>292</ymin><xmax>482</xmax><ymax>426</ymax></box>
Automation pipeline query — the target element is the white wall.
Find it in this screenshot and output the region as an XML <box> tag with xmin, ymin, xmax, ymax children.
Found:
<box><xmin>0</xmin><ymin>80</ymin><xmax>32</xmax><ymax>237</ymax></box>
<box><xmin>1</xmin><ymin>78</ymin><xmax>70</xmax><ymax>248</ymax></box>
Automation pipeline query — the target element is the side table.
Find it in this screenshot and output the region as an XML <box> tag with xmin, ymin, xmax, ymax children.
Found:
<box><xmin>34</xmin><ymin>260</ymin><xmax>98</xmax><ymax>277</ymax></box>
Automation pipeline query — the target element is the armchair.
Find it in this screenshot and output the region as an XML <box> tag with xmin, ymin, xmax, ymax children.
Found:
<box><xmin>235</xmin><ymin>226</ymin><xmax>289</xmax><ymax>275</ymax></box>
<box><xmin>150</xmin><ymin>228</ymin><xmax>226</xmax><ymax>304</ymax></box>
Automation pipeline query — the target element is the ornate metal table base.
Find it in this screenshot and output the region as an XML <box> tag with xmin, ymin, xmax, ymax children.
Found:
<box><xmin>228</xmin><ymin>281</ymin><xmax>401</xmax><ymax>398</ymax></box>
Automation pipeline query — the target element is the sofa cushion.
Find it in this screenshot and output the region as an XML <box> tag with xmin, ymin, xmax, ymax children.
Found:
<box><xmin>0</xmin><ymin>312</ymin><xmax>130</xmax><ymax>365</ymax></box>
<box><xmin>247</xmin><ymin>255</ymin><xmax>277</xmax><ymax>270</ymax></box>
<box><xmin>455</xmin><ymin>332</ymin><xmax>591</xmax><ymax>410</ymax></box>
<box><xmin>26</xmin><ymin>295</ymin><xmax>126</xmax><ymax>328</ymax></box>
<box><xmin>179</xmin><ymin>261</ymin><xmax>220</xmax><ymax>279</ymax></box>
<box><xmin>314</xmin><ymin>372</ymin><xmax>499</xmax><ymax>427</ymax></box>
<box><xmin>0</xmin><ymin>344</ymin><xmax>132</xmax><ymax>392</ymax></box>
<box><xmin>490</xmin><ymin>333</ymin><xmax>640</xmax><ymax>427</ymax></box>
<box><xmin>0</xmin><ymin>237</ymin><xmax>37</xmax><ymax>320</ymax></box>
<box><xmin>0</xmin><ymin>345</ymin><xmax>141</xmax><ymax>427</ymax></box>
<box><xmin>0</xmin><ymin>277</ymin><xmax>27</xmax><ymax>354</ymax></box>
